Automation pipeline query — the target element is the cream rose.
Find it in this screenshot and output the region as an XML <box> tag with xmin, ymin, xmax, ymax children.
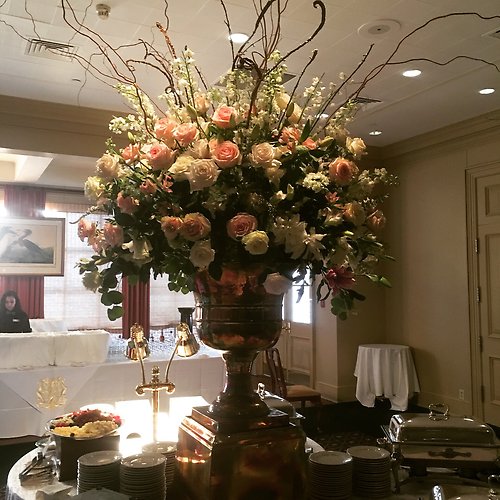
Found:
<box><xmin>346</xmin><ymin>137</ymin><xmax>366</xmax><ymax>157</ymax></box>
<box><xmin>84</xmin><ymin>176</ymin><xmax>105</xmax><ymax>204</ymax></box>
<box><xmin>275</xmin><ymin>93</ymin><xmax>290</xmax><ymax>110</ymax></box>
<box><xmin>122</xmin><ymin>238</ymin><xmax>153</xmax><ymax>261</ymax></box>
<box><xmin>287</xmin><ymin>103</ymin><xmax>302</xmax><ymax>124</ymax></box>
<box><xmin>328</xmin><ymin>157</ymin><xmax>359</xmax><ymax>186</ymax></box>
<box><xmin>263</xmin><ymin>273</ymin><xmax>293</xmax><ymax>295</ymax></box>
<box><xmin>241</xmin><ymin>230</ymin><xmax>269</xmax><ymax>255</ymax></box>
<box><xmin>180</xmin><ymin>213</ymin><xmax>211</xmax><ymax>241</ymax></box>
<box><xmin>189</xmin><ymin>139</ymin><xmax>211</xmax><ymax>159</ymax></box>
<box><xmin>227</xmin><ymin>213</ymin><xmax>258</xmax><ymax>240</ymax></box>
<box><xmin>249</xmin><ymin>142</ymin><xmax>275</xmax><ymax>167</ymax></box>
<box><xmin>212</xmin><ymin>141</ymin><xmax>241</xmax><ymax>169</ymax></box>
<box><xmin>187</xmin><ymin>159</ymin><xmax>220</xmax><ymax>192</ymax></box>
<box><xmin>344</xmin><ymin>202</ymin><xmax>366</xmax><ymax>226</ymax></box>
<box><xmin>169</xmin><ymin>155</ymin><xmax>195</xmax><ymax>180</ymax></box>
<box><xmin>194</xmin><ymin>94</ymin><xmax>209</xmax><ymax>115</ymax></box>
<box><xmin>96</xmin><ymin>153</ymin><xmax>121</xmax><ymax>179</ymax></box>
<box><xmin>189</xmin><ymin>240</ymin><xmax>215</xmax><ymax>268</ymax></box>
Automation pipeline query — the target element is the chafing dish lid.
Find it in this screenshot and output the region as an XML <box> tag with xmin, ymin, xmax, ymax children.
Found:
<box><xmin>388</xmin><ymin>404</ymin><xmax>498</xmax><ymax>446</ymax></box>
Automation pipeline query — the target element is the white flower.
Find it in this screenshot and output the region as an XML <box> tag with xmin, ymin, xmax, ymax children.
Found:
<box><xmin>122</xmin><ymin>239</ymin><xmax>153</xmax><ymax>261</ymax></box>
<box><xmin>187</xmin><ymin>159</ymin><xmax>220</xmax><ymax>192</ymax></box>
<box><xmin>189</xmin><ymin>240</ymin><xmax>215</xmax><ymax>268</ymax></box>
<box><xmin>84</xmin><ymin>176</ymin><xmax>105</xmax><ymax>204</ymax></box>
<box><xmin>346</xmin><ymin>137</ymin><xmax>366</xmax><ymax>157</ymax></box>
<box><xmin>169</xmin><ymin>155</ymin><xmax>195</xmax><ymax>180</ymax></box>
<box><xmin>263</xmin><ymin>273</ymin><xmax>293</xmax><ymax>295</ymax></box>
<box><xmin>82</xmin><ymin>270</ymin><xmax>102</xmax><ymax>292</ymax></box>
<box><xmin>96</xmin><ymin>153</ymin><xmax>122</xmax><ymax>179</ymax></box>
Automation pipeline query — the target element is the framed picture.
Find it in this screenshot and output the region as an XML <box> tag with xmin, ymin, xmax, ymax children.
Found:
<box><xmin>0</xmin><ymin>217</ymin><xmax>65</xmax><ymax>276</ymax></box>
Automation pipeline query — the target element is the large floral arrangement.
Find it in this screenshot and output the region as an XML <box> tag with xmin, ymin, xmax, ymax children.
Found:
<box><xmin>77</xmin><ymin>1</ymin><xmax>396</xmax><ymax>320</ymax></box>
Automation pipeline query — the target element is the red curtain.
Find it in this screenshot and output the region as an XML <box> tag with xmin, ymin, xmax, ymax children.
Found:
<box><xmin>0</xmin><ymin>186</ymin><xmax>46</xmax><ymax>318</ymax></box>
<box><xmin>122</xmin><ymin>278</ymin><xmax>150</xmax><ymax>339</ymax></box>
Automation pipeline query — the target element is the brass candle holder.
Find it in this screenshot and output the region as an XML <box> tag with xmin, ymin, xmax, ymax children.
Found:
<box><xmin>132</xmin><ymin>322</ymin><xmax>200</xmax><ymax>442</ymax></box>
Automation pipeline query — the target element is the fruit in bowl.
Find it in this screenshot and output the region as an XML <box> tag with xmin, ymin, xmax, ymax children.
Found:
<box><xmin>48</xmin><ymin>408</ymin><xmax>121</xmax><ymax>439</ymax></box>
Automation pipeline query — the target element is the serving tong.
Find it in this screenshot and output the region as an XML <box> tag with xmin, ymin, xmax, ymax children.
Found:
<box><xmin>19</xmin><ymin>441</ymin><xmax>56</xmax><ymax>484</ymax></box>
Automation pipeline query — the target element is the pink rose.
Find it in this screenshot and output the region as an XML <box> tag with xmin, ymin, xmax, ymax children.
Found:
<box><xmin>302</xmin><ymin>137</ymin><xmax>317</xmax><ymax>150</ymax></box>
<box><xmin>212</xmin><ymin>105</ymin><xmax>238</xmax><ymax>129</ymax></box>
<box><xmin>77</xmin><ymin>219</ymin><xmax>96</xmax><ymax>242</ymax></box>
<box><xmin>212</xmin><ymin>141</ymin><xmax>241</xmax><ymax>169</ymax></box>
<box><xmin>140</xmin><ymin>179</ymin><xmax>157</xmax><ymax>195</ymax></box>
<box><xmin>328</xmin><ymin>157</ymin><xmax>359</xmax><ymax>186</ymax></box>
<box><xmin>173</xmin><ymin>123</ymin><xmax>198</xmax><ymax>147</ymax></box>
<box><xmin>366</xmin><ymin>210</ymin><xmax>386</xmax><ymax>232</ymax></box>
<box><xmin>147</xmin><ymin>143</ymin><xmax>177</xmax><ymax>171</ymax></box>
<box><xmin>325</xmin><ymin>267</ymin><xmax>355</xmax><ymax>296</ymax></box>
<box><xmin>154</xmin><ymin>117</ymin><xmax>178</xmax><ymax>143</ymax></box>
<box><xmin>116</xmin><ymin>192</ymin><xmax>139</xmax><ymax>215</ymax></box>
<box><xmin>121</xmin><ymin>144</ymin><xmax>141</xmax><ymax>162</ymax></box>
<box><xmin>160</xmin><ymin>216</ymin><xmax>183</xmax><ymax>240</ymax></box>
<box><xmin>180</xmin><ymin>213</ymin><xmax>211</xmax><ymax>241</ymax></box>
<box><xmin>103</xmin><ymin>223</ymin><xmax>124</xmax><ymax>247</ymax></box>
<box><xmin>227</xmin><ymin>213</ymin><xmax>258</xmax><ymax>240</ymax></box>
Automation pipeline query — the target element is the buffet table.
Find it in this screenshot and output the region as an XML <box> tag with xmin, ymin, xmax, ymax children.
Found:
<box><xmin>0</xmin><ymin>337</ymin><xmax>225</xmax><ymax>438</ymax></box>
<box><xmin>354</xmin><ymin>344</ymin><xmax>420</xmax><ymax>411</ymax></box>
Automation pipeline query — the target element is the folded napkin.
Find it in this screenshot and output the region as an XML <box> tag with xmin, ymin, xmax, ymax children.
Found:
<box><xmin>35</xmin><ymin>484</ymin><xmax>73</xmax><ymax>499</ymax></box>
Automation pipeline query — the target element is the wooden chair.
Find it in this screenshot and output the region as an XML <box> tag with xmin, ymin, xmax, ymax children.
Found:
<box><xmin>264</xmin><ymin>347</ymin><xmax>322</xmax><ymax>409</ymax></box>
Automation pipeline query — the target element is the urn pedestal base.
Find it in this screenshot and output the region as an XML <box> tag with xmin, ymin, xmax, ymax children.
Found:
<box><xmin>176</xmin><ymin>406</ymin><xmax>308</xmax><ymax>500</ymax></box>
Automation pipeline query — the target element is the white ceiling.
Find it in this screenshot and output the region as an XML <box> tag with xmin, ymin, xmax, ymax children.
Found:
<box><xmin>0</xmin><ymin>0</ymin><xmax>500</xmax><ymax>189</ymax></box>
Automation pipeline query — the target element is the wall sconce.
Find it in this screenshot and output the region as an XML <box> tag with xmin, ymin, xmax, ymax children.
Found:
<box><xmin>133</xmin><ymin>322</ymin><xmax>200</xmax><ymax>442</ymax></box>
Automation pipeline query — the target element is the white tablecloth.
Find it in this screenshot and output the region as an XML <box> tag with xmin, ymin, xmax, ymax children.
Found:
<box><xmin>354</xmin><ymin>343</ymin><xmax>420</xmax><ymax>411</ymax></box>
<box><xmin>0</xmin><ymin>330</ymin><xmax>110</xmax><ymax>369</ymax></box>
<box><xmin>29</xmin><ymin>319</ymin><xmax>67</xmax><ymax>333</ymax></box>
<box><xmin>0</xmin><ymin>351</ymin><xmax>225</xmax><ymax>438</ymax></box>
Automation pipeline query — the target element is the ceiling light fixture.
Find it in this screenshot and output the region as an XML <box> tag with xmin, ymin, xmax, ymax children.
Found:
<box><xmin>402</xmin><ymin>69</ymin><xmax>421</xmax><ymax>78</ymax></box>
<box><xmin>369</xmin><ymin>130</ymin><xmax>383</xmax><ymax>136</ymax></box>
<box><xmin>228</xmin><ymin>33</ymin><xmax>249</xmax><ymax>44</ymax></box>
<box><xmin>479</xmin><ymin>88</ymin><xmax>495</xmax><ymax>95</ymax></box>
<box><xmin>96</xmin><ymin>4</ymin><xmax>111</xmax><ymax>20</ymax></box>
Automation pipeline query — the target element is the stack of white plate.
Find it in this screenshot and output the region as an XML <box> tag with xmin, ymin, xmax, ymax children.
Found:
<box><xmin>77</xmin><ymin>450</ymin><xmax>121</xmax><ymax>494</ymax></box>
<box><xmin>308</xmin><ymin>450</ymin><xmax>353</xmax><ymax>499</ymax></box>
<box><xmin>346</xmin><ymin>445</ymin><xmax>392</xmax><ymax>498</ymax></box>
<box><xmin>142</xmin><ymin>440</ymin><xmax>177</xmax><ymax>489</ymax></box>
<box><xmin>120</xmin><ymin>452</ymin><xmax>166</xmax><ymax>500</ymax></box>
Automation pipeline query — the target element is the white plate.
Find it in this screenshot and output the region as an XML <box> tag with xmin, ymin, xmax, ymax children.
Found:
<box><xmin>309</xmin><ymin>450</ymin><xmax>353</xmax><ymax>466</ymax></box>
<box><xmin>142</xmin><ymin>441</ymin><xmax>177</xmax><ymax>455</ymax></box>
<box><xmin>346</xmin><ymin>445</ymin><xmax>390</xmax><ymax>460</ymax></box>
<box><xmin>121</xmin><ymin>453</ymin><xmax>165</xmax><ymax>469</ymax></box>
<box><xmin>78</xmin><ymin>450</ymin><xmax>122</xmax><ymax>466</ymax></box>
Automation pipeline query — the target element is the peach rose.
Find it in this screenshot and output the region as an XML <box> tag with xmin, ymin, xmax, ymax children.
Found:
<box><xmin>173</xmin><ymin>122</ymin><xmax>199</xmax><ymax>147</ymax></box>
<box><xmin>180</xmin><ymin>213</ymin><xmax>211</xmax><ymax>241</ymax></box>
<box><xmin>77</xmin><ymin>219</ymin><xmax>96</xmax><ymax>242</ymax></box>
<box><xmin>328</xmin><ymin>157</ymin><xmax>359</xmax><ymax>186</ymax></box>
<box><xmin>140</xmin><ymin>179</ymin><xmax>157</xmax><ymax>195</ymax></box>
<box><xmin>212</xmin><ymin>141</ymin><xmax>241</xmax><ymax>169</ymax></box>
<box><xmin>212</xmin><ymin>105</ymin><xmax>238</xmax><ymax>129</ymax></box>
<box><xmin>160</xmin><ymin>216</ymin><xmax>183</xmax><ymax>240</ymax></box>
<box><xmin>154</xmin><ymin>117</ymin><xmax>178</xmax><ymax>143</ymax></box>
<box><xmin>302</xmin><ymin>137</ymin><xmax>317</xmax><ymax>150</ymax></box>
<box><xmin>279</xmin><ymin>126</ymin><xmax>301</xmax><ymax>147</ymax></box>
<box><xmin>147</xmin><ymin>143</ymin><xmax>177</xmax><ymax>171</ymax></box>
<box><xmin>121</xmin><ymin>144</ymin><xmax>141</xmax><ymax>162</ymax></box>
<box><xmin>194</xmin><ymin>94</ymin><xmax>209</xmax><ymax>115</ymax></box>
<box><xmin>116</xmin><ymin>192</ymin><xmax>139</xmax><ymax>215</ymax></box>
<box><xmin>227</xmin><ymin>213</ymin><xmax>258</xmax><ymax>240</ymax></box>
<box><xmin>103</xmin><ymin>223</ymin><xmax>124</xmax><ymax>247</ymax></box>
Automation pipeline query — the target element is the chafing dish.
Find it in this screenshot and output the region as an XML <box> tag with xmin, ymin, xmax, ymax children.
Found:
<box><xmin>381</xmin><ymin>404</ymin><xmax>500</xmax><ymax>492</ymax></box>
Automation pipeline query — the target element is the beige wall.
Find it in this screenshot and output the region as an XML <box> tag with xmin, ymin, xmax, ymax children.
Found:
<box><xmin>381</xmin><ymin>111</ymin><xmax>500</xmax><ymax>416</ymax></box>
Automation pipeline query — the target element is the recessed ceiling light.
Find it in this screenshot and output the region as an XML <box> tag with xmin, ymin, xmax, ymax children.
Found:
<box><xmin>479</xmin><ymin>88</ymin><xmax>495</xmax><ymax>95</ymax></box>
<box><xmin>402</xmin><ymin>69</ymin><xmax>421</xmax><ymax>78</ymax></box>
<box><xmin>228</xmin><ymin>33</ymin><xmax>249</xmax><ymax>44</ymax></box>
<box><xmin>369</xmin><ymin>130</ymin><xmax>382</xmax><ymax>136</ymax></box>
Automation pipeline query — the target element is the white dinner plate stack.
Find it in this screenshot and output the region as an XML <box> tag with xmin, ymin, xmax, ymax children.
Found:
<box><xmin>119</xmin><ymin>452</ymin><xmax>166</xmax><ymax>500</ymax></box>
<box><xmin>142</xmin><ymin>440</ymin><xmax>177</xmax><ymax>489</ymax></box>
<box><xmin>346</xmin><ymin>445</ymin><xmax>392</xmax><ymax>498</ymax></box>
<box><xmin>308</xmin><ymin>450</ymin><xmax>353</xmax><ymax>499</ymax></box>
<box><xmin>77</xmin><ymin>450</ymin><xmax>122</xmax><ymax>494</ymax></box>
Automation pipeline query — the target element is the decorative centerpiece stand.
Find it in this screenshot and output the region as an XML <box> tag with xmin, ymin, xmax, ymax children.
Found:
<box><xmin>176</xmin><ymin>267</ymin><xmax>307</xmax><ymax>499</ymax></box>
